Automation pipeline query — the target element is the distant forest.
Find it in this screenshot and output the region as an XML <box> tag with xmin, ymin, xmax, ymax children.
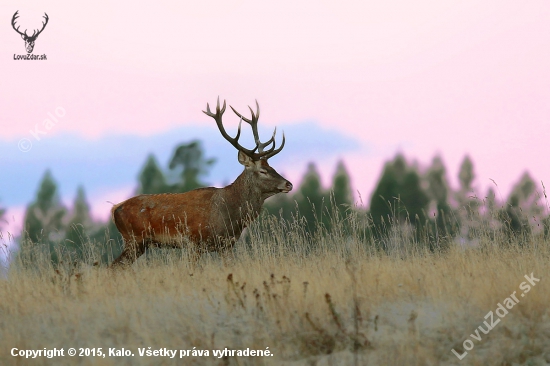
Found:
<box><xmin>5</xmin><ymin>139</ymin><xmax>549</xmax><ymax>264</ymax></box>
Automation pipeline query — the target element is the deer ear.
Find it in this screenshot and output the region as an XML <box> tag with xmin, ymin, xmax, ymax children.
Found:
<box><xmin>21</xmin><ymin>34</ymin><xmax>26</xmax><ymax>40</ymax></box>
<box><xmin>238</xmin><ymin>151</ymin><xmax>254</xmax><ymax>168</ymax></box>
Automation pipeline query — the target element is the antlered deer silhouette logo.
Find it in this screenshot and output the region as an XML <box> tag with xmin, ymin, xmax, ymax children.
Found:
<box><xmin>11</xmin><ymin>11</ymin><xmax>49</xmax><ymax>53</ymax></box>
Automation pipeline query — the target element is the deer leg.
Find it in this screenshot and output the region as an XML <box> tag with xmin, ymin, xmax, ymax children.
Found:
<box><xmin>187</xmin><ymin>249</ymin><xmax>201</xmax><ymax>271</ymax></box>
<box><xmin>186</xmin><ymin>240</ymin><xmax>207</xmax><ymax>271</ymax></box>
<box><xmin>110</xmin><ymin>238</ymin><xmax>147</xmax><ymax>268</ymax></box>
<box><xmin>219</xmin><ymin>237</ymin><xmax>237</xmax><ymax>266</ymax></box>
<box><xmin>220</xmin><ymin>249</ymin><xmax>235</xmax><ymax>266</ymax></box>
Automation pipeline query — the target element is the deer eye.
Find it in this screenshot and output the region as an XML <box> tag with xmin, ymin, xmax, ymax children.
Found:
<box><xmin>259</xmin><ymin>170</ymin><xmax>268</xmax><ymax>175</ymax></box>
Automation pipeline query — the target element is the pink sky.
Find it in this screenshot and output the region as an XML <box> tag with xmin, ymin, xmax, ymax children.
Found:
<box><xmin>2</xmin><ymin>1</ymin><xmax>550</xmax><ymax>232</ymax></box>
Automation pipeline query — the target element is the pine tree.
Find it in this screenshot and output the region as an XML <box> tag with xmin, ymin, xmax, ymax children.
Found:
<box><xmin>458</xmin><ymin>155</ymin><xmax>475</xmax><ymax>192</ymax></box>
<box><xmin>481</xmin><ymin>187</ymin><xmax>501</xmax><ymax>235</ymax></box>
<box><xmin>425</xmin><ymin>156</ymin><xmax>455</xmax><ymax>239</ymax></box>
<box><xmin>485</xmin><ymin>187</ymin><xmax>497</xmax><ymax>213</ymax></box>
<box><xmin>370</xmin><ymin>160</ymin><xmax>400</xmax><ymax>228</ymax></box>
<box><xmin>138</xmin><ymin>154</ymin><xmax>168</xmax><ymax>194</ymax></box>
<box><xmin>501</xmin><ymin>172</ymin><xmax>540</xmax><ymax>238</ymax></box>
<box><xmin>168</xmin><ymin>140</ymin><xmax>216</xmax><ymax>193</ymax></box>
<box><xmin>330</xmin><ymin>160</ymin><xmax>353</xmax><ymax>216</ymax></box>
<box><xmin>22</xmin><ymin>170</ymin><xmax>66</xmax><ymax>245</ymax></box>
<box><xmin>369</xmin><ymin>154</ymin><xmax>429</xmax><ymax>229</ymax></box>
<box><xmin>296</xmin><ymin>163</ymin><xmax>326</xmax><ymax>232</ymax></box>
<box><xmin>426</xmin><ymin>156</ymin><xmax>448</xmax><ymax>205</ymax></box>
<box><xmin>402</xmin><ymin>170</ymin><xmax>430</xmax><ymax>223</ymax></box>
<box><xmin>65</xmin><ymin>186</ymin><xmax>93</xmax><ymax>257</ymax></box>
<box><xmin>455</xmin><ymin>155</ymin><xmax>481</xmax><ymax>240</ymax></box>
<box><xmin>456</xmin><ymin>155</ymin><xmax>480</xmax><ymax>210</ymax></box>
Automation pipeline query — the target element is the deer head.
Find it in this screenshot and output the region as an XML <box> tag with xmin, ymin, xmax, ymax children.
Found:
<box><xmin>203</xmin><ymin>98</ymin><xmax>293</xmax><ymax>199</ymax></box>
<box><xmin>12</xmin><ymin>11</ymin><xmax>49</xmax><ymax>54</ymax></box>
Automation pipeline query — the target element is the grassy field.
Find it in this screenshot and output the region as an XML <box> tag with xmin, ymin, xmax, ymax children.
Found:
<box><xmin>1</xmin><ymin>211</ymin><xmax>549</xmax><ymax>366</ymax></box>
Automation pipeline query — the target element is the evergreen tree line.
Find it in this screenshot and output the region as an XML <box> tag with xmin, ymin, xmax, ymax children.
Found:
<box><xmin>265</xmin><ymin>153</ymin><xmax>549</xmax><ymax>251</ymax></box>
<box><xmin>366</xmin><ymin>154</ymin><xmax>548</xmax><ymax>248</ymax></box>
<box><xmin>14</xmin><ymin>140</ymin><xmax>550</xmax><ymax>265</ymax></box>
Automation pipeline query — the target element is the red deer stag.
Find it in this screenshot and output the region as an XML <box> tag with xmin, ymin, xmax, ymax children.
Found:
<box><xmin>110</xmin><ymin>98</ymin><xmax>292</xmax><ymax>267</ymax></box>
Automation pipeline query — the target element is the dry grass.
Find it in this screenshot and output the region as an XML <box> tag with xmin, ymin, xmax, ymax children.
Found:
<box><xmin>1</xmin><ymin>211</ymin><xmax>550</xmax><ymax>366</ymax></box>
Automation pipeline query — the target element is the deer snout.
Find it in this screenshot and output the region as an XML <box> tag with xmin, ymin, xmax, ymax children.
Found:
<box><xmin>280</xmin><ymin>181</ymin><xmax>293</xmax><ymax>193</ymax></box>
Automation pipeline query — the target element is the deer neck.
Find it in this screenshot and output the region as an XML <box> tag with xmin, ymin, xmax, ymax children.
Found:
<box><xmin>223</xmin><ymin>170</ymin><xmax>264</xmax><ymax>217</ymax></box>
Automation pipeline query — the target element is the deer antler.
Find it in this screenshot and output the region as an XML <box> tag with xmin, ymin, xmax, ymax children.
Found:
<box><xmin>203</xmin><ymin>98</ymin><xmax>285</xmax><ymax>161</ymax></box>
<box><xmin>203</xmin><ymin>97</ymin><xmax>259</xmax><ymax>159</ymax></box>
<box><xmin>32</xmin><ymin>13</ymin><xmax>49</xmax><ymax>39</ymax></box>
<box><xmin>11</xmin><ymin>11</ymin><xmax>25</xmax><ymax>37</ymax></box>
<box><xmin>11</xmin><ymin>11</ymin><xmax>49</xmax><ymax>40</ymax></box>
<box><xmin>230</xmin><ymin>100</ymin><xmax>285</xmax><ymax>160</ymax></box>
